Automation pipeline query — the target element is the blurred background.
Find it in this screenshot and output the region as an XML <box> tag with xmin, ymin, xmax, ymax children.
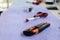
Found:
<box><xmin>0</xmin><ymin>0</ymin><xmax>60</xmax><ymax>18</ymax></box>
<box><xmin>0</xmin><ymin>0</ymin><xmax>12</xmax><ymax>11</ymax></box>
<box><xmin>27</xmin><ymin>0</ymin><xmax>60</xmax><ymax>19</ymax></box>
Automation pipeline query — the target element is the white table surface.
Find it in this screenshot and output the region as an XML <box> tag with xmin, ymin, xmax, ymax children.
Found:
<box><xmin>0</xmin><ymin>0</ymin><xmax>60</xmax><ymax>40</ymax></box>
